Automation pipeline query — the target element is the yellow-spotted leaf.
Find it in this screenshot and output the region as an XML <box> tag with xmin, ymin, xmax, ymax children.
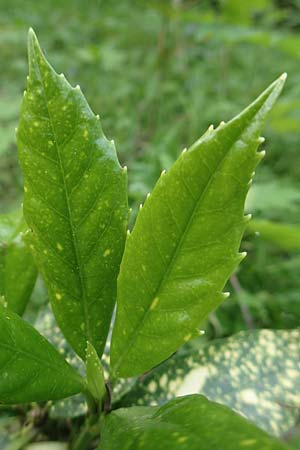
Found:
<box><xmin>17</xmin><ymin>30</ymin><xmax>128</xmax><ymax>359</ymax></box>
<box><xmin>101</xmin><ymin>395</ymin><xmax>291</xmax><ymax>450</ymax></box>
<box><xmin>111</xmin><ymin>75</ymin><xmax>286</xmax><ymax>378</ymax></box>
<box><xmin>118</xmin><ymin>330</ymin><xmax>300</xmax><ymax>437</ymax></box>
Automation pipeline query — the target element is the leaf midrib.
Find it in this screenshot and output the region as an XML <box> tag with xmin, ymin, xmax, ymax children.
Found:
<box><xmin>115</xmin><ymin>123</ymin><xmax>252</xmax><ymax>374</ymax></box>
<box><xmin>33</xmin><ymin>62</ymin><xmax>91</xmax><ymax>349</ymax></box>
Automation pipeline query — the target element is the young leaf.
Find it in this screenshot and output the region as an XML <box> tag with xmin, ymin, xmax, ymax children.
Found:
<box><xmin>86</xmin><ymin>341</ymin><xmax>106</xmax><ymax>402</ymax></box>
<box><xmin>0</xmin><ymin>305</ymin><xmax>85</xmax><ymax>404</ymax></box>
<box><xmin>17</xmin><ymin>29</ymin><xmax>128</xmax><ymax>359</ymax></box>
<box><xmin>110</xmin><ymin>75</ymin><xmax>286</xmax><ymax>378</ymax></box>
<box><xmin>101</xmin><ymin>395</ymin><xmax>291</xmax><ymax>450</ymax></box>
<box><xmin>0</xmin><ymin>210</ymin><xmax>37</xmax><ymax>315</ymax></box>
<box><xmin>118</xmin><ymin>330</ymin><xmax>300</xmax><ymax>437</ymax></box>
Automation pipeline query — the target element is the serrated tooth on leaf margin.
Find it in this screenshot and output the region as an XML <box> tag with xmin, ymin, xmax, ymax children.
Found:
<box><xmin>237</xmin><ymin>251</ymin><xmax>247</xmax><ymax>263</ymax></box>
<box><xmin>258</xmin><ymin>150</ymin><xmax>266</xmax><ymax>159</ymax></box>
<box><xmin>243</xmin><ymin>213</ymin><xmax>252</xmax><ymax>223</ymax></box>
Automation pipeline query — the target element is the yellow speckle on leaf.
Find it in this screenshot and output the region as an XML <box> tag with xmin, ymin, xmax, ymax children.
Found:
<box><xmin>24</xmin><ymin>186</ymin><xmax>28</xmax><ymax>193</ymax></box>
<box><xmin>57</xmin><ymin>243</ymin><xmax>63</xmax><ymax>251</ymax></box>
<box><xmin>177</xmin><ymin>436</ymin><xmax>188</xmax><ymax>444</ymax></box>
<box><xmin>241</xmin><ymin>439</ymin><xmax>257</xmax><ymax>446</ymax></box>
<box><xmin>83</xmin><ymin>129</ymin><xmax>89</xmax><ymax>139</ymax></box>
<box><xmin>150</xmin><ymin>297</ymin><xmax>159</xmax><ymax>310</ymax></box>
<box><xmin>184</xmin><ymin>333</ymin><xmax>192</xmax><ymax>342</ymax></box>
<box><xmin>55</xmin><ymin>293</ymin><xmax>62</xmax><ymax>300</ymax></box>
<box><xmin>103</xmin><ymin>249</ymin><xmax>111</xmax><ymax>257</ymax></box>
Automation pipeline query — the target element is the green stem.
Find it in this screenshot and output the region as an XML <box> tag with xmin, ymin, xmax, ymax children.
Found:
<box><xmin>71</xmin><ymin>415</ymin><xmax>101</xmax><ymax>450</ymax></box>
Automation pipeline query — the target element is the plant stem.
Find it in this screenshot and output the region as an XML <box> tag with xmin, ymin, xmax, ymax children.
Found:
<box><xmin>71</xmin><ymin>415</ymin><xmax>101</xmax><ymax>450</ymax></box>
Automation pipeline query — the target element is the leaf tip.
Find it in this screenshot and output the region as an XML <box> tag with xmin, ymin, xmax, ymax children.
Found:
<box><xmin>27</xmin><ymin>27</ymin><xmax>40</xmax><ymax>57</ymax></box>
<box><xmin>279</xmin><ymin>72</ymin><xmax>287</xmax><ymax>82</ymax></box>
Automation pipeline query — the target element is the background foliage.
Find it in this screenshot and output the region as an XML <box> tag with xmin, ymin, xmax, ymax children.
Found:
<box><xmin>0</xmin><ymin>0</ymin><xmax>300</xmax><ymax>448</ymax></box>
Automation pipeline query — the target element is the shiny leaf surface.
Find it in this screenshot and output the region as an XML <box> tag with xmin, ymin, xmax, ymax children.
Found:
<box><xmin>0</xmin><ymin>305</ymin><xmax>84</xmax><ymax>404</ymax></box>
<box><xmin>111</xmin><ymin>75</ymin><xmax>286</xmax><ymax>378</ymax></box>
<box><xmin>101</xmin><ymin>395</ymin><xmax>291</xmax><ymax>450</ymax></box>
<box><xmin>17</xmin><ymin>30</ymin><xmax>128</xmax><ymax>359</ymax></box>
<box><xmin>0</xmin><ymin>210</ymin><xmax>37</xmax><ymax>315</ymax></box>
<box><xmin>86</xmin><ymin>341</ymin><xmax>106</xmax><ymax>402</ymax></box>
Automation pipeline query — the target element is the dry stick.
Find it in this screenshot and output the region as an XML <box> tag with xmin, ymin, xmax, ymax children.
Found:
<box><xmin>230</xmin><ymin>273</ymin><xmax>254</xmax><ymax>329</ymax></box>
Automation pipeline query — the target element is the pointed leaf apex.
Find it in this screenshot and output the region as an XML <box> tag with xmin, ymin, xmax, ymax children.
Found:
<box><xmin>27</xmin><ymin>27</ymin><xmax>40</xmax><ymax>56</ymax></box>
<box><xmin>280</xmin><ymin>72</ymin><xmax>287</xmax><ymax>81</ymax></box>
<box><xmin>27</xmin><ymin>28</ymin><xmax>49</xmax><ymax>75</ymax></box>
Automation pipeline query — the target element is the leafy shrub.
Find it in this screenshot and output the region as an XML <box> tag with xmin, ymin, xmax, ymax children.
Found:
<box><xmin>0</xmin><ymin>29</ymin><xmax>298</xmax><ymax>450</ymax></box>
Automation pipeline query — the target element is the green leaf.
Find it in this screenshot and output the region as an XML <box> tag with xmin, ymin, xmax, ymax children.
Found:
<box><xmin>0</xmin><ymin>210</ymin><xmax>37</xmax><ymax>315</ymax></box>
<box><xmin>248</xmin><ymin>219</ymin><xmax>300</xmax><ymax>251</ymax></box>
<box><xmin>118</xmin><ymin>329</ymin><xmax>300</xmax><ymax>437</ymax></box>
<box><xmin>0</xmin><ymin>304</ymin><xmax>85</xmax><ymax>404</ymax></box>
<box><xmin>110</xmin><ymin>75</ymin><xmax>286</xmax><ymax>378</ymax></box>
<box><xmin>101</xmin><ymin>395</ymin><xmax>291</xmax><ymax>450</ymax></box>
<box><xmin>86</xmin><ymin>341</ymin><xmax>106</xmax><ymax>402</ymax></box>
<box><xmin>17</xmin><ymin>29</ymin><xmax>128</xmax><ymax>359</ymax></box>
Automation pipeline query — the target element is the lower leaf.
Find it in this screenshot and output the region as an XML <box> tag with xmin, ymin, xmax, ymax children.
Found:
<box><xmin>117</xmin><ymin>329</ymin><xmax>300</xmax><ymax>437</ymax></box>
<box><xmin>101</xmin><ymin>395</ymin><xmax>291</xmax><ymax>449</ymax></box>
<box><xmin>0</xmin><ymin>305</ymin><xmax>85</xmax><ymax>404</ymax></box>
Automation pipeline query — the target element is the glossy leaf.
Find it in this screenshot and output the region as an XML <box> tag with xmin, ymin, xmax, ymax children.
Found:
<box><xmin>0</xmin><ymin>210</ymin><xmax>37</xmax><ymax>315</ymax></box>
<box><xmin>248</xmin><ymin>219</ymin><xmax>300</xmax><ymax>251</ymax></box>
<box><xmin>0</xmin><ymin>305</ymin><xmax>85</xmax><ymax>404</ymax></box>
<box><xmin>86</xmin><ymin>341</ymin><xmax>106</xmax><ymax>402</ymax></box>
<box><xmin>118</xmin><ymin>329</ymin><xmax>300</xmax><ymax>437</ymax></box>
<box><xmin>101</xmin><ymin>395</ymin><xmax>291</xmax><ymax>450</ymax></box>
<box><xmin>111</xmin><ymin>75</ymin><xmax>286</xmax><ymax>378</ymax></box>
<box><xmin>17</xmin><ymin>29</ymin><xmax>128</xmax><ymax>359</ymax></box>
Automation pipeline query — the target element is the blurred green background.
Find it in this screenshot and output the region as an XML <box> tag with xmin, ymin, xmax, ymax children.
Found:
<box><xmin>1</xmin><ymin>0</ymin><xmax>300</xmax><ymax>447</ymax></box>
<box><xmin>1</xmin><ymin>0</ymin><xmax>299</xmax><ymax>333</ymax></box>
